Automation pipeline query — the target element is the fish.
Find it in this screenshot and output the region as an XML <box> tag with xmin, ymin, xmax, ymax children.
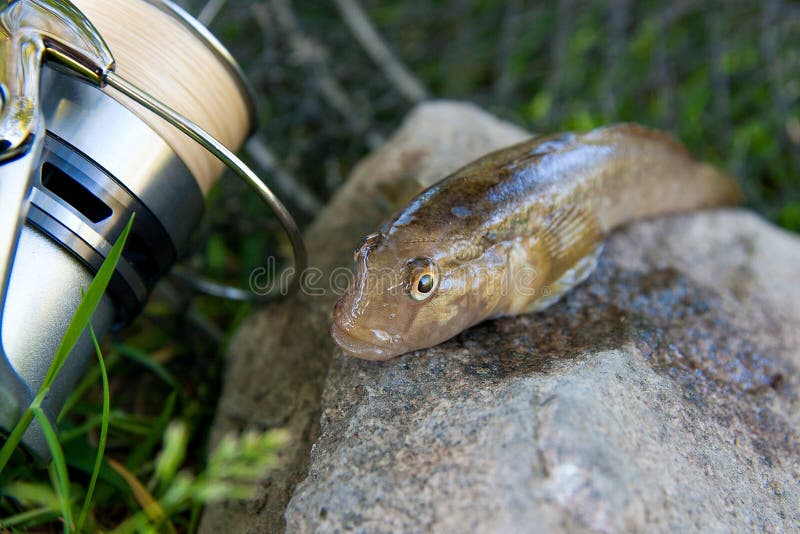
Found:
<box><xmin>331</xmin><ymin>123</ymin><xmax>741</xmax><ymax>361</ymax></box>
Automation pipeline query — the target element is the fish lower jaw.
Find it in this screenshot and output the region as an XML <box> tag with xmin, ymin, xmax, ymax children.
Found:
<box><xmin>330</xmin><ymin>321</ymin><xmax>400</xmax><ymax>361</ymax></box>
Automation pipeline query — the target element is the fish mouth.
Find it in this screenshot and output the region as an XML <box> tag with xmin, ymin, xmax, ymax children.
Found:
<box><xmin>330</xmin><ymin>320</ymin><xmax>398</xmax><ymax>361</ymax></box>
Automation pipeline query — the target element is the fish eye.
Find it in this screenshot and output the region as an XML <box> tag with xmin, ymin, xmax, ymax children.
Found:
<box><xmin>417</xmin><ymin>274</ymin><xmax>434</xmax><ymax>293</ymax></box>
<box><xmin>406</xmin><ymin>257</ymin><xmax>439</xmax><ymax>301</ymax></box>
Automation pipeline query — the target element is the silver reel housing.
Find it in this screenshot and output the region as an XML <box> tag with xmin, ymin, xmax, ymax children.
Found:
<box><xmin>1</xmin><ymin>66</ymin><xmax>204</xmax><ymax>457</ymax></box>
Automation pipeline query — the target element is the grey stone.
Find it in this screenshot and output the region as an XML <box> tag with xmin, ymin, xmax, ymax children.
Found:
<box><xmin>204</xmin><ymin>101</ymin><xmax>800</xmax><ymax>533</ymax></box>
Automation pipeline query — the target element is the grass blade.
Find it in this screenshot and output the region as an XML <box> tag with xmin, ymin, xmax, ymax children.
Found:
<box><xmin>107</xmin><ymin>458</ymin><xmax>175</xmax><ymax>534</ymax></box>
<box><xmin>32</xmin><ymin>407</ymin><xmax>73</xmax><ymax>533</ymax></box>
<box><xmin>154</xmin><ymin>421</ymin><xmax>189</xmax><ymax>492</ymax></box>
<box><xmin>0</xmin><ymin>506</ymin><xmax>61</xmax><ymax>529</ymax></box>
<box><xmin>0</xmin><ymin>214</ymin><xmax>134</xmax><ymax>474</ymax></box>
<box><xmin>2</xmin><ymin>481</ymin><xmax>61</xmax><ymax>529</ymax></box>
<box><xmin>75</xmin><ymin>324</ymin><xmax>110</xmax><ymax>532</ymax></box>
<box><xmin>125</xmin><ymin>392</ymin><xmax>177</xmax><ymax>470</ymax></box>
<box><xmin>114</xmin><ymin>344</ymin><xmax>179</xmax><ymax>389</ymax></box>
<box><xmin>2</xmin><ymin>481</ymin><xmax>61</xmax><ymax>508</ymax></box>
<box><xmin>58</xmin><ymin>415</ymin><xmax>106</xmax><ymax>444</ymax></box>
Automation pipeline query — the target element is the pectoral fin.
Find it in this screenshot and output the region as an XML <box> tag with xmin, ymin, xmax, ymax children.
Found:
<box><xmin>527</xmin><ymin>205</ymin><xmax>605</xmax><ymax>312</ymax></box>
<box><xmin>527</xmin><ymin>242</ymin><xmax>604</xmax><ymax>312</ymax></box>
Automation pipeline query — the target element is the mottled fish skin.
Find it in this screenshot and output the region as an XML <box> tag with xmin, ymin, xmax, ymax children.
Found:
<box><xmin>332</xmin><ymin>123</ymin><xmax>741</xmax><ymax>361</ymax></box>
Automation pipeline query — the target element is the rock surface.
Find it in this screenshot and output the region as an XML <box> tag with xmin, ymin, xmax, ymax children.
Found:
<box><xmin>203</xmin><ymin>102</ymin><xmax>800</xmax><ymax>532</ymax></box>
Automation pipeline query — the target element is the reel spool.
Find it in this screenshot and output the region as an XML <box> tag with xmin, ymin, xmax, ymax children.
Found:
<box><xmin>0</xmin><ymin>0</ymin><xmax>305</xmax><ymax>458</ymax></box>
<box><xmin>71</xmin><ymin>0</ymin><xmax>255</xmax><ymax>192</ymax></box>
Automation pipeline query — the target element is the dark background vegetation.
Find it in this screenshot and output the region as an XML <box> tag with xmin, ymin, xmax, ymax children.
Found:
<box><xmin>3</xmin><ymin>0</ymin><xmax>798</xmax><ymax>530</ymax></box>
<box><xmin>196</xmin><ymin>0</ymin><xmax>800</xmax><ymax>234</ymax></box>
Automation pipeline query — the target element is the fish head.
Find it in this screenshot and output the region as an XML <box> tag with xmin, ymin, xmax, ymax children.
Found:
<box><xmin>332</xmin><ymin>230</ymin><xmax>491</xmax><ymax>360</ymax></box>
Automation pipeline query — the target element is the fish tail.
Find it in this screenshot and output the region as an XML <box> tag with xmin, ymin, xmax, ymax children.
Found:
<box><xmin>591</xmin><ymin>124</ymin><xmax>743</xmax><ymax>230</ymax></box>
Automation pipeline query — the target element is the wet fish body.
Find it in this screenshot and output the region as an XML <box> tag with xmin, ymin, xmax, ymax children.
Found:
<box><xmin>332</xmin><ymin>124</ymin><xmax>741</xmax><ymax>360</ymax></box>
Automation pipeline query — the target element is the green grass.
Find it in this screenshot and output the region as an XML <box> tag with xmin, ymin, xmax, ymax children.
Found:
<box><xmin>33</xmin><ymin>408</ymin><xmax>72</xmax><ymax>532</ymax></box>
<box><xmin>76</xmin><ymin>324</ymin><xmax>109</xmax><ymax>532</ymax></box>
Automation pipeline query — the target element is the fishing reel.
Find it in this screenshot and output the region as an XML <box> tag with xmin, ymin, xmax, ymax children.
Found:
<box><xmin>0</xmin><ymin>0</ymin><xmax>305</xmax><ymax>458</ymax></box>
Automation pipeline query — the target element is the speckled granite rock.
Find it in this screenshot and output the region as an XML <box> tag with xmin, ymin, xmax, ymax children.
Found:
<box><xmin>202</xmin><ymin>101</ymin><xmax>799</xmax><ymax>532</ymax></box>
<box><xmin>287</xmin><ymin>207</ymin><xmax>800</xmax><ymax>532</ymax></box>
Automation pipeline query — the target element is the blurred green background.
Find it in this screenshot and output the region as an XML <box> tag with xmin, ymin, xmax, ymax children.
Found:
<box><xmin>187</xmin><ymin>0</ymin><xmax>799</xmax><ymax>240</ymax></box>
<box><xmin>3</xmin><ymin>1</ymin><xmax>798</xmax><ymax>530</ymax></box>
